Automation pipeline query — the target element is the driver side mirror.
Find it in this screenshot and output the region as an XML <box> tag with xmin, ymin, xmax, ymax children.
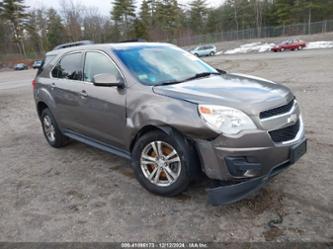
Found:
<box><xmin>92</xmin><ymin>73</ymin><xmax>124</xmax><ymax>88</ymax></box>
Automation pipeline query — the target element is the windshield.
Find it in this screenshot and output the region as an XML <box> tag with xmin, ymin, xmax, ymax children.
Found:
<box><xmin>113</xmin><ymin>45</ymin><xmax>217</xmax><ymax>85</ymax></box>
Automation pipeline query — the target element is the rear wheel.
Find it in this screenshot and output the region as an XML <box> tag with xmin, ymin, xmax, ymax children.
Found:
<box><xmin>132</xmin><ymin>130</ymin><xmax>196</xmax><ymax>196</ymax></box>
<box><xmin>41</xmin><ymin>108</ymin><xmax>68</xmax><ymax>148</ymax></box>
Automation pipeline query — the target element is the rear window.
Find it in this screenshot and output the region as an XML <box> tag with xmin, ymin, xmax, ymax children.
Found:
<box><xmin>43</xmin><ymin>56</ymin><xmax>55</xmax><ymax>66</ymax></box>
<box><xmin>37</xmin><ymin>55</ymin><xmax>56</xmax><ymax>75</ymax></box>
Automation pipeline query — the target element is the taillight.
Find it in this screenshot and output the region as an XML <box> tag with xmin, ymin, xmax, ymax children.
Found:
<box><xmin>32</xmin><ymin>79</ymin><xmax>36</xmax><ymax>89</ymax></box>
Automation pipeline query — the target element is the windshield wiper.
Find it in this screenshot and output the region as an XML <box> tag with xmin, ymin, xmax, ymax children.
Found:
<box><xmin>154</xmin><ymin>71</ymin><xmax>221</xmax><ymax>86</ymax></box>
<box><xmin>181</xmin><ymin>71</ymin><xmax>221</xmax><ymax>82</ymax></box>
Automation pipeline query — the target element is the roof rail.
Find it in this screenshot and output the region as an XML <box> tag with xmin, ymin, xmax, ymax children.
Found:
<box><xmin>53</xmin><ymin>40</ymin><xmax>95</xmax><ymax>50</ymax></box>
<box><xmin>119</xmin><ymin>38</ymin><xmax>146</xmax><ymax>43</ymax></box>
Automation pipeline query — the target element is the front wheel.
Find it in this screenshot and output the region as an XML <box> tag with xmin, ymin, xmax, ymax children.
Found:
<box><xmin>209</xmin><ymin>51</ymin><xmax>215</xmax><ymax>56</ymax></box>
<box><xmin>132</xmin><ymin>130</ymin><xmax>195</xmax><ymax>196</ymax></box>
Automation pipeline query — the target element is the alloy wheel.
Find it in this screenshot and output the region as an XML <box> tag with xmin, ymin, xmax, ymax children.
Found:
<box><xmin>43</xmin><ymin>115</ymin><xmax>56</xmax><ymax>143</ymax></box>
<box><xmin>140</xmin><ymin>141</ymin><xmax>181</xmax><ymax>187</ymax></box>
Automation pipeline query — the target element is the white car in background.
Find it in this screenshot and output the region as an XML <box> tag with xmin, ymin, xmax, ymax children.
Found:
<box><xmin>190</xmin><ymin>44</ymin><xmax>217</xmax><ymax>57</ymax></box>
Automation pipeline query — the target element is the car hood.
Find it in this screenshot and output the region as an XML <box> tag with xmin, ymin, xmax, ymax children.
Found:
<box><xmin>153</xmin><ymin>73</ymin><xmax>294</xmax><ymax>116</ymax></box>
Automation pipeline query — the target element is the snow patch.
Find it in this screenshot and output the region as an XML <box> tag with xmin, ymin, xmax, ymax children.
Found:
<box><xmin>224</xmin><ymin>42</ymin><xmax>275</xmax><ymax>55</ymax></box>
<box><xmin>305</xmin><ymin>41</ymin><xmax>333</xmax><ymax>49</ymax></box>
<box><xmin>223</xmin><ymin>40</ymin><xmax>333</xmax><ymax>55</ymax></box>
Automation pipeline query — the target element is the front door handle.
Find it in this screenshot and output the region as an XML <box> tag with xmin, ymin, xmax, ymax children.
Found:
<box><xmin>51</xmin><ymin>82</ymin><xmax>56</xmax><ymax>89</ymax></box>
<box><xmin>81</xmin><ymin>90</ymin><xmax>88</xmax><ymax>97</ymax></box>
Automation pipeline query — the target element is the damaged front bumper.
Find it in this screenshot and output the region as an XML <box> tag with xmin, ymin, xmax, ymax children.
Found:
<box><xmin>206</xmin><ymin>138</ymin><xmax>307</xmax><ymax>205</ymax></box>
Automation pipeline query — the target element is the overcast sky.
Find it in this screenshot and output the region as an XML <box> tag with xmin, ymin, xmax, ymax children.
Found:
<box><xmin>25</xmin><ymin>0</ymin><xmax>224</xmax><ymax>16</ymax></box>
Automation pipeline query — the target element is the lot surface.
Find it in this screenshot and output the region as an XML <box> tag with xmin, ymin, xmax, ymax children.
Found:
<box><xmin>0</xmin><ymin>49</ymin><xmax>332</xmax><ymax>242</ymax></box>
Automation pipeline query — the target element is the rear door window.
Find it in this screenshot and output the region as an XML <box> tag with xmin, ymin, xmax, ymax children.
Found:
<box><xmin>52</xmin><ymin>52</ymin><xmax>83</xmax><ymax>81</ymax></box>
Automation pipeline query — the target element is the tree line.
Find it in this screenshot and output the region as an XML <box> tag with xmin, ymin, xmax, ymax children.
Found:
<box><xmin>0</xmin><ymin>0</ymin><xmax>332</xmax><ymax>57</ymax></box>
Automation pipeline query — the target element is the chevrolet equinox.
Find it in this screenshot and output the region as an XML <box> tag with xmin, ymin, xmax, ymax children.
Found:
<box><xmin>33</xmin><ymin>41</ymin><xmax>307</xmax><ymax>205</ymax></box>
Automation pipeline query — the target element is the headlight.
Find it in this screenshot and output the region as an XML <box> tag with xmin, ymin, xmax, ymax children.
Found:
<box><xmin>198</xmin><ymin>105</ymin><xmax>257</xmax><ymax>135</ymax></box>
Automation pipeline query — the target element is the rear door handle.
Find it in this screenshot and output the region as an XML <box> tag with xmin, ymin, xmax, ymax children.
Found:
<box><xmin>81</xmin><ymin>90</ymin><xmax>88</xmax><ymax>97</ymax></box>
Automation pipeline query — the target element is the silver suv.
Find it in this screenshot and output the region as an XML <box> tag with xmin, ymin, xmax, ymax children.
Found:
<box><xmin>190</xmin><ymin>44</ymin><xmax>217</xmax><ymax>57</ymax></box>
<box><xmin>33</xmin><ymin>41</ymin><xmax>307</xmax><ymax>205</ymax></box>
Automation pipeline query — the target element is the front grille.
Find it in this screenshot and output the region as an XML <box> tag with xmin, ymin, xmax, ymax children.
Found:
<box><xmin>269</xmin><ymin>120</ymin><xmax>300</xmax><ymax>143</ymax></box>
<box><xmin>260</xmin><ymin>99</ymin><xmax>294</xmax><ymax>119</ymax></box>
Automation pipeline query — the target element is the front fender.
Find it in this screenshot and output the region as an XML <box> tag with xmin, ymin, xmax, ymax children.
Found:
<box><xmin>125</xmin><ymin>87</ymin><xmax>217</xmax><ymax>150</ymax></box>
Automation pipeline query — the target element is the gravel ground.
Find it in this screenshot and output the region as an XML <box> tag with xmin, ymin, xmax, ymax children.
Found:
<box><xmin>0</xmin><ymin>49</ymin><xmax>332</xmax><ymax>242</ymax></box>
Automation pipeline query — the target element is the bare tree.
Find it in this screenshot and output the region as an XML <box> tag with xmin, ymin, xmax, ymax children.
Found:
<box><xmin>83</xmin><ymin>7</ymin><xmax>109</xmax><ymax>42</ymax></box>
<box><xmin>60</xmin><ymin>0</ymin><xmax>84</xmax><ymax>41</ymax></box>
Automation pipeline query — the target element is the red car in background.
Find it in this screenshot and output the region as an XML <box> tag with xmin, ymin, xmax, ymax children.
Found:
<box><xmin>271</xmin><ymin>39</ymin><xmax>306</xmax><ymax>52</ymax></box>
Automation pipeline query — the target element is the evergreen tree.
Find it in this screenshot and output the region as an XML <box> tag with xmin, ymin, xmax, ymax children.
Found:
<box><xmin>111</xmin><ymin>0</ymin><xmax>136</xmax><ymax>39</ymax></box>
<box><xmin>296</xmin><ymin>1</ymin><xmax>322</xmax><ymax>23</ymax></box>
<box><xmin>189</xmin><ymin>0</ymin><xmax>208</xmax><ymax>34</ymax></box>
<box><xmin>138</xmin><ymin>0</ymin><xmax>151</xmax><ymax>40</ymax></box>
<box><xmin>133</xmin><ymin>19</ymin><xmax>148</xmax><ymax>40</ymax></box>
<box><xmin>140</xmin><ymin>0</ymin><xmax>152</xmax><ymax>27</ymax></box>
<box><xmin>146</xmin><ymin>0</ymin><xmax>158</xmax><ymax>25</ymax></box>
<box><xmin>26</xmin><ymin>11</ymin><xmax>42</xmax><ymax>54</ymax></box>
<box><xmin>155</xmin><ymin>0</ymin><xmax>181</xmax><ymax>40</ymax></box>
<box><xmin>1</xmin><ymin>0</ymin><xmax>28</xmax><ymax>55</ymax></box>
<box><xmin>46</xmin><ymin>8</ymin><xmax>65</xmax><ymax>50</ymax></box>
<box><xmin>273</xmin><ymin>0</ymin><xmax>294</xmax><ymax>25</ymax></box>
<box><xmin>206</xmin><ymin>9</ymin><xmax>221</xmax><ymax>33</ymax></box>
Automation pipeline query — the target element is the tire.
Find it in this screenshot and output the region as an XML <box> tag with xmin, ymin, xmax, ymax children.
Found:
<box><xmin>209</xmin><ymin>51</ymin><xmax>215</xmax><ymax>56</ymax></box>
<box><xmin>194</xmin><ymin>53</ymin><xmax>199</xmax><ymax>57</ymax></box>
<box><xmin>132</xmin><ymin>130</ymin><xmax>197</xmax><ymax>196</ymax></box>
<box><xmin>40</xmin><ymin>108</ymin><xmax>68</xmax><ymax>148</ymax></box>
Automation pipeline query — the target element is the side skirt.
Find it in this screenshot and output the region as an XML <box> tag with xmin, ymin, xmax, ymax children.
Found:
<box><xmin>63</xmin><ymin>129</ymin><xmax>131</xmax><ymax>160</ymax></box>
